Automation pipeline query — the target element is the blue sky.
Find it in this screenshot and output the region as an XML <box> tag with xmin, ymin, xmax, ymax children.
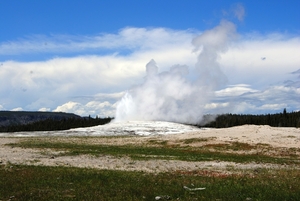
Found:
<box><xmin>0</xmin><ymin>1</ymin><xmax>299</xmax><ymax>120</ymax></box>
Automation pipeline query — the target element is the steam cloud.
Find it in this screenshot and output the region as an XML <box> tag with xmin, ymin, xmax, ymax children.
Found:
<box><xmin>115</xmin><ymin>20</ymin><xmax>237</xmax><ymax>124</ymax></box>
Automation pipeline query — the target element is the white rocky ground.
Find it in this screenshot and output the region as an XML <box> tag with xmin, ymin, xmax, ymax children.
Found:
<box><xmin>0</xmin><ymin>121</ymin><xmax>299</xmax><ymax>173</ymax></box>
<box><xmin>0</xmin><ymin>121</ymin><xmax>201</xmax><ymax>137</ymax></box>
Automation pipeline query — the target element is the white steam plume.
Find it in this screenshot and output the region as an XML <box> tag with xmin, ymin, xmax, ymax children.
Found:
<box><xmin>115</xmin><ymin>20</ymin><xmax>237</xmax><ymax>124</ymax></box>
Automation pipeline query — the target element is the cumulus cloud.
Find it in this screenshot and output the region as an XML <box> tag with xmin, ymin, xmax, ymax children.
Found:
<box><xmin>0</xmin><ymin>27</ymin><xmax>198</xmax><ymax>115</ymax></box>
<box><xmin>53</xmin><ymin>101</ymin><xmax>115</xmax><ymax>117</ymax></box>
<box><xmin>211</xmin><ymin>84</ymin><xmax>300</xmax><ymax>114</ymax></box>
<box><xmin>11</xmin><ymin>107</ymin><xmax>24</xmax><ymax>111</ymax></box>
<box><xmin>0</xmin><ymin>26</ymin><xmax>299</xmax><ymax>117</ymax></box>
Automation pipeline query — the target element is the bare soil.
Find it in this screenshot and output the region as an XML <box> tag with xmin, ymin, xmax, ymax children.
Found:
<box><xmin>1</xmin><ymin>125</ymin><xmax>299</xmax><ymax>174</ymax></box>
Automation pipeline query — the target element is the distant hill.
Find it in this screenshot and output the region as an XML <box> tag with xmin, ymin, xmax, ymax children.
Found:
<box><xmin>0</xmin><ymin>111</ymin><xmax>81</xmax><ymax>127</ymax></box>
<box><xmin>0</xmin><ymin>111</ymin><xmax>112</xmax><ymax>132</ymax></box>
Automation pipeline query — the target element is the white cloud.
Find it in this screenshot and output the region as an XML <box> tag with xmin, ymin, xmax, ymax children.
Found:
<box><xmin>38</xmin><ymin>107</ymin><xmax>51</xmax><ymax>112</ymax></box>
<box><xmin>211</xmin><ymin>84</ymin><xmax>300</xmax><ymax>114</ymax></box>
<box><xmin>220</xmin><ymin>34</ymin><xmax>300</xmax><ymax>88</ymax></box>
<box><xmin>205</xmin><ymin>102</ymin><xmax>229</xmax><ymax>109</ymax></box>
<box><xmin>93</xmin><ymin>92</ymin><xmax>125</xmax><ymax>100</ymax></box>
<box><xmin>0</xmin><ymin>26</ymin><xmax>299</xmax><ymax>117</ymax></box>
<box><xmin>0</xmin><ymin>27</ymin><xmax>197</xmax><ymax>113</ymax></box>
<box><xmin>53</xmin><ymin>101</ymin><xmax>115</xmax><ymax>117</ymax></box>
<box><xmin>0</xmin><ymin>27</ymin><xmax>196</xmax><ymax>55</ymax></box>
<box><xmin>11</xmin><ymin>107</ymin><xmax>23</xmax><ymax>111</ymax></box>
<box><xmin>215</xmin><ymin>84</ymin><xmax>258</xmax><ymax>97</ymax></box>
<box><xmin>53</xmin><ymin>101</ymin><xmax>85</xmax><ymax>115</ymax></box>
<box><xmin>259</xmin><ymin>103</ymin><xmax>287</xmax><ymax>110</ymax></box>
<box><xmin>27</xmin><ymin>98</ymin><xmax>56</xmax><ymax>111</ymax></box>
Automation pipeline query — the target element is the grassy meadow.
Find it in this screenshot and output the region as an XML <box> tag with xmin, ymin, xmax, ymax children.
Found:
<box><xmin>1</xmin><ymin>136</ymin><xmax>299</xmax><ymax>200</ymax></box>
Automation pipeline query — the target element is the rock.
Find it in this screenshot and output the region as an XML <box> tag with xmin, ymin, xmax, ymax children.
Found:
<box><xmin>155</xmin><ymin>195</ymin><xmax>171</xmax><ymax>200</ymax></box>
<box><xmin>183</xmin><ymin>186</ymin><xmax>206</xmax><ymax>191</ymax></box>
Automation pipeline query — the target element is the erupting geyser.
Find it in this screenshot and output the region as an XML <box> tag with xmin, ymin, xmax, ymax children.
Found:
<box><xmin>115</xmin><ymin>20</ymin><xmax>237</xmax><ymax>124</ymax></box>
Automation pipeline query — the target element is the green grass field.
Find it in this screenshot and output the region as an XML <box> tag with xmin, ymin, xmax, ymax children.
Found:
<box><xmin>1</xmin><ymin>165</ymin><xmax>299</xmax><ymax>201</ymax></box>
<box><xmin>1</xmin><ymin>137</ymin><xmax>299</xmax><ymax>201</ymax></box>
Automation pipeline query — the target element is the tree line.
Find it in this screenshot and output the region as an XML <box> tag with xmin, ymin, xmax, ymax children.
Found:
<box><xmin>1</xmin><ymin>109</ymin><xmax>299</xmax><ymax>132</ymax></box>
<box><xmin>200</xmin><ymin>110</ymin><xmax>300</xmax><ymax>128</ymax></box>
<box><xmin>0</xmin><ymin>116</ymin><xmax>113</xmax><ymax>132</ymax></box>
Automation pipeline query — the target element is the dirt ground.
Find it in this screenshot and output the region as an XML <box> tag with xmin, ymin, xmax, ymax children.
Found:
<box><xmin>0</xmin><ymin>125</ymin><xmax>299</xmax><ymax>173</ymax></box>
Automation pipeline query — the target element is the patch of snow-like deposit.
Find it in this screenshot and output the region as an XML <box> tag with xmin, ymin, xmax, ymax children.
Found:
<box><xmin>0</xmin><ymin>121</ymin><xmax>202</xmax><ymax>137</ymax></box>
